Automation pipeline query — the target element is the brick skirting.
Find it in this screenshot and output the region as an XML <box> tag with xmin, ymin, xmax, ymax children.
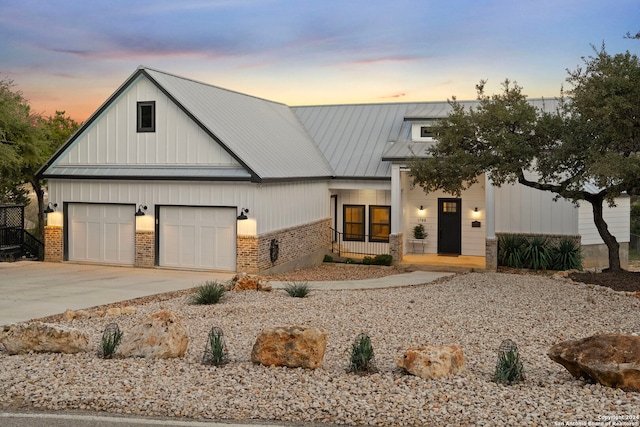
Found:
<box><xmin>44</xmin><ymin>226</ymin><xmax>63</xmax><ymax>262</ymax></box>
<box><xmin>135</xmin><ymin>230</ymin><xmax>155</xmax><ymax>268</ymax></box>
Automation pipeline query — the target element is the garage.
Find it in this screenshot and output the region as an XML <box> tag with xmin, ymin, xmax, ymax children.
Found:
<box><xmin>68</xmin><ymin>204</ymin><xmax>135</xmax><ymax>265</ymax></box>
<box><xmin>158</xmin><ymin>206</ymin><xmax>236</xmax><ymax>271</ymax></box>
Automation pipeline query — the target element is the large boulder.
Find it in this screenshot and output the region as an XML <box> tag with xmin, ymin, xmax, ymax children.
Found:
<box><xmin>0</xmin><ymin>322</ymin><xmax>89</xmax><ymax>355</ymax></box>
<box><xmin>251</xmin><ymin>325</ymin><xmax>327</xmax><ymax>369</ymax></box>
<box><xmin>397</xmin><ymin>344</ymin><xmax>465</xmax><ymax>379</ymax></box>
<box><xmin>118</xmin><ymin>310</ymin><xmax>189</xmax><ymax>359</ymax></box>
<box><xmin>548</xmin><ymin>334</ymin><xmax>640</xmax><ymax>391</ymax></box>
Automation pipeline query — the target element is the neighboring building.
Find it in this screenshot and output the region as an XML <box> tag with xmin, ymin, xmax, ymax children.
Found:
<box><xmin>37</xmin><ymin>67</ymin><xmax>629</xmax><ymax>273</ymax></box>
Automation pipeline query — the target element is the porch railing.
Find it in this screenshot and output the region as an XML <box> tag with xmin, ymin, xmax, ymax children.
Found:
<box><xmin>330</xmin><ymin>228</ymin><xmax>389</xmax><ymax>257</ymax></box>
<box><xmin>0</xmin><ymin>227</ymin><xmax>44</xmax><ymax>261</ymax></box>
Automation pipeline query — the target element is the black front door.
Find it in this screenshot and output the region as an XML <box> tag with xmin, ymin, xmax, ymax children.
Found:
<box><xmin>437</xmin><ymin>198</ymin><xmax>461</xmax><ymax>255</ymax></box>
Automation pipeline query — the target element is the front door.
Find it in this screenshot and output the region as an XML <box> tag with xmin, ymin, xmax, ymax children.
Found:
<box><xmin>437</xmin><ymin>198</ymin><xmax>461</xmax><ymax>255</ymax></box>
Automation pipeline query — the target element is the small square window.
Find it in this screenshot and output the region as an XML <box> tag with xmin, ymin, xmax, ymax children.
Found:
<box><xmin>443</xmin><ymin>202</ymin><xmax>457</xmax><ymax>213</ymax></box>
<box><xmin>420</xmin><ymin>126</ymin><xmax>433</xmax><ymax>138</ymax></box>
<box><xmin>137</xmin><ymin>101</ymin><xmax>155</xmax><ymax>133</ymax></box>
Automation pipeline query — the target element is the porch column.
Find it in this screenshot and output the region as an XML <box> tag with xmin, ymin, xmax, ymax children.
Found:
<box><xmin>485</xmin><ymin>174</ymin><xmax>498</xmax><ymax>270</ymax></box>
<box><xmin>391</xmin><ymin>164</ymin><xmax>402</xmax><ymax>234</ymax></box>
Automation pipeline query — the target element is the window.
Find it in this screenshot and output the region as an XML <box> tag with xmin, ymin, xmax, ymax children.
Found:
<box><xmin>137</xmin><ymin>101</ymin><xmax>155</xmax><ymax>132</ymax></box>
<box><xmin>344</xmin><ymin>205</ymin><xmax>365</xmax><ymax>241</ymax></box>
<box><xmin>369</xmin><ymin>205</ymin><xmax>391</xmax><ymax>242</ymax></box>
<box><xmin>442</xmin><ymin>201</ymin><xmax>457</xmax><ymax>213</ymax></box>
<box><xmin>420</xmin><ymin>126</ymin><xmax>433</xmax><ymax>138</ymax></box>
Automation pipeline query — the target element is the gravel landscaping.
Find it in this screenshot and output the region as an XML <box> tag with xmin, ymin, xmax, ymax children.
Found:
<box><xmin>1</xmin><ymin>270</ymin><xmax>639</xmax><ymax>426</ymax></box>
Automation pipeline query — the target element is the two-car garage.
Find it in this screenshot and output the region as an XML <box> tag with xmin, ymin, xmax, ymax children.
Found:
<box><xmin>66</xmin><ymin>204</ymin><xmax>236</xmax><ymax>271</ymax></box>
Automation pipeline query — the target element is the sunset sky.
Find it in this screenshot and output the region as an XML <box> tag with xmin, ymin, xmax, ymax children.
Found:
<box><xmin>1</xmin><ymin>0</ymin><xmax>638</xmax><ymax>122</ymax></box>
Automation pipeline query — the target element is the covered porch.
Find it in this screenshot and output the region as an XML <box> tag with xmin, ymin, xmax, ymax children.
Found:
<box><xmin>400</xmin><ymin>253</ymin><xmax>486</xmax><ymax>271</ymax></box>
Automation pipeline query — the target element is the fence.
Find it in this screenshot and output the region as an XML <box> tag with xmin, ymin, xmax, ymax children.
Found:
<box><xmin>330</xmin><ymin>228</ymin><xmax>389</xmax><ymax>257</ymax></box>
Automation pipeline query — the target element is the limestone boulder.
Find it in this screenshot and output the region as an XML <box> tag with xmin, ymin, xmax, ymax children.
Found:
<box><xmin>118</xmin><ymin>310</ymin><xmax>189</xmax><ymax>359</ymax></box>
<box><xmin>230</xmin><ymin>273</ymin><xmax>272</xmax><ymax>292</ymax></box>
<box><xmin>397</xmin><ymin>344</ymin><xmax>465</xmax><ymax>379</ymax></box>
<box><xmin>251</xmin><ymin>325</ymin><xmax>327</xmax><ymax>369</ymax></box>
<box><xmin>548</xmin><ymin>334</ymin><xmax>640</xmax><ymax>391</ymax></box>
<box><xmin>0</xmin><ymin>322</ymin><xmax>89</xmax><ymax>355</ymax></box>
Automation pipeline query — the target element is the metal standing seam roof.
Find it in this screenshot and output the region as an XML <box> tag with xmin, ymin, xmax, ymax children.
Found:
<box><xmin>143</xmin><ymin>68</ymin><xmax>334</xmax><ymax>181</ymax></box>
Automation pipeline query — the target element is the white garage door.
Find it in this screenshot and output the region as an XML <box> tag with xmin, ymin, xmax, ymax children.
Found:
<box><xmin>159</xmin><ymin>206</ymin><xmax>236</xmax><ymax>271</ymax></box>
<box><xmin>68</xmin><ymin>204</ymin><xmax>135</xmax><ymax>265</ymax></box>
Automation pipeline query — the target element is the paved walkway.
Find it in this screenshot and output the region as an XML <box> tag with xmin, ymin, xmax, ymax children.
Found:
<box><xmin>0</xmin><ymin>262</ymin><xmax>454</xmax><ymax>326</ymax></box>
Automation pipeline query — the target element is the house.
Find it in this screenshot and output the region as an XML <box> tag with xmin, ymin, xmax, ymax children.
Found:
<box><xmin>37</xmin><ymin>66</ymin><xmax>630</xmax><ymax>273</ymax></box>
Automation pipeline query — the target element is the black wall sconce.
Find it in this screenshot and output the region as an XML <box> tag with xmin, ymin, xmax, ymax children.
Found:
<box><xmin>237</xmin><ymin>208</ymin><xmax>249</xmax><ymax>220</ymax></box>
<box><xmin>135</xmin><ymin>205</ymin><xmax>147</xmax><ymax>216</ymax></box>
<box><xmin>474</xmin><ymin>207</ymin><xmax>479</xmax><ymax>212</ymax></box>
<box><xmin>44</xmin><ymin>202</ymin><xmax>57</xmax><ymax>214</ymax></box>
<box><xmin>419</xmin><ymin>205</ymin><xmax>424</xmax><ymax>211</ymax></box>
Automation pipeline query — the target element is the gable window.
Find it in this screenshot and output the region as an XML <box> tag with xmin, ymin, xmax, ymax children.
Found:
<box><xmin>420</xmin><ymin>126</ymin><xmax>433</xmax><ymax>138</ymax></box>
<box><xmin>344</xmin><ymin>205</ymin><xmax>365</xmax><ymax>241</ymax></box>
<box><xmin>369</xmin><ymin>205</ymin><xmax>391</xmax><ymax>242</ymax></box>
<box><xmin>137</xmin><ymin>101</ymin><xmax>155</xmax><ymax>132</ymax></box>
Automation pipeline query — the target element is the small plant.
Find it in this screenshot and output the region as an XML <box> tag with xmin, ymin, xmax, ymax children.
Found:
<box><xmin>284</xmin><ymin>282</ymin><xmax>311</xmax><ymax>298</ymax></box>
<box><xmin>348</xmin><ymin>333</ymin><xmax>377</xmax><ymax>374</ymax></box>
<box><xmin>100</xmin><ymin>323</ymin><xmax>123</xmax><ymax>359</ymax></box>
<box><xmin>551</xmin><ymin>238</ymin><xmax>582</xmax><ymax>271</ymax></box>
<box><xmin>498</xmin><ymin>234</ymin><xmax>525</xmax><ymax>268</ymax></box>
<box><xmin>323</xmin><ymin>254</ymin><xmax>334</xmax><ymax>263</ymax></box>
<box><xmin>362</xmin><ymin>256</ymin><xmax>374</xmax><ymax>265</ymax></box>
<box><xmin>345</xmin><ymin>258</ymin><xmax>354</xmax><ymax>264</ymax></box>
<box><xmin>413</xmin><ymin>224</ymin><xmax>427</xmax><ymax>240</ymax></box>
<box><xmin>522</xmin><ymin>236</ymin><xmax>552</xmax><ymax>270</ymax></box>
<box><xmin>202</xmin><ymin>326</ymin><xmax>228</xmax><ymax>366</ymax></box>
<box><xmin>493</xmin><ymin>339</ymin><xmax>524</xmax><ymax>385</ymax></box>
<box><xmin>190</xmin><ymin>281</ymin><xmax>226</xmax><ymax>305</ymax></box>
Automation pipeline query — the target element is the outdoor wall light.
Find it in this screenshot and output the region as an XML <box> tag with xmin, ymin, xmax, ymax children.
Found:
<box><xmin>474</xmin><ymin>207</ymin><xmax>479</xmax><ymax>212</ymax></box>
<box><xmin>419</xmin><ymin>205</ymin><xmax>424</xmax><ymax>211</ymax></box>
<box><xmin>44</xmin><ymin>202</ymin><xmax>57</xmax><ymax>214</ymax></box>
<box><xmin>135</xmin><ymin>205</ymin><xmax>148</xmax><ymax>216</ymax></box>
<box><xmin>237</xmin><ymin>208</ymin><xmax>249</xmax><ymax>220</ymax></box>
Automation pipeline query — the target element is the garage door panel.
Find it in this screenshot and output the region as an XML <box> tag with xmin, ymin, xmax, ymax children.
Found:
<box><xmin>159</xmin><ymin>206</ymin><xmax>236</xmax><ymax>271</ymax></box>
<box><xmin>69</xmin><ymin>204</ymin><xmax>135</xmax><ymax>265</ymax></box>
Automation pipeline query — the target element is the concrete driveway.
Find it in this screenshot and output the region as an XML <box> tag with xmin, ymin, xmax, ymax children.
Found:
<box><xmin>0</xmin><ymin>261</ymin><xmax>234</xmax><ymax>325</ymax></box>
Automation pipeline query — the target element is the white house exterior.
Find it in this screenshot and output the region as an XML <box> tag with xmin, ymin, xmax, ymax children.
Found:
<box><xmin>38</xmin><ymin>67</ymin><xmax>629</xmax><ymax>273</ymax></box>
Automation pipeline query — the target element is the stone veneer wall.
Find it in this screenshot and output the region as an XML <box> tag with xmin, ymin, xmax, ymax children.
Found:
<box><xmin>389</xmin><ymin>233</ymin><xmax>403</xmax><ymax>265</ymax></box>
<box><xmin>237</xmin><ymin>219</ymin><xmax>331</xmax><ymax>274</ymax></box>
<box><xmin>485</xmin><ymin>238</ymin><xmax>497</xmax><ymax>271</ymax></box>
<box><xmin>135</xmin><ymin>230</ymin><xmax>155</xmax><ymax>268</ymax></box>
<box><xmin>44</xmin><ymin>226</ymin><xmax>63</xmax><ymax>262</ymax></box>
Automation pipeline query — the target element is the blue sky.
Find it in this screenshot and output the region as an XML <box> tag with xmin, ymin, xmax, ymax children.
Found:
<box><xmin>1</xmin><ymin>0</ymin><xmax>638</xmax><ymax>121</ymax></box>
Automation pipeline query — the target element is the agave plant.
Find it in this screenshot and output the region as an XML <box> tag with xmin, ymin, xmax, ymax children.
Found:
<box><xmin>522</xmin><ymin>236</ymin><xmax>552</xmax><ymax>270</ymax></box>
<box><xmin>498</xmin><ymin>234</ymin><xmax>525</xmax><ymax>268</ymax></box>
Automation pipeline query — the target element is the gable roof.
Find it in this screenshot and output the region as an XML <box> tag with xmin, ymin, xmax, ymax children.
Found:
<box><xmin>39</xmin><ymin>67</ymin><xmax>334</xmax><ymax>182</ymax></box>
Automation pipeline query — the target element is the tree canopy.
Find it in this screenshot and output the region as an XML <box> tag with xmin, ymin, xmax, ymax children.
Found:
<box><xmin>0</xmin><ymin>77</ymin><xmax>79</xmax><ymax>239</ymax></box>
<box><xmin>409</xmin><ymin>45</ymin><xmax>640</xmax><ymax>271</ymax></box>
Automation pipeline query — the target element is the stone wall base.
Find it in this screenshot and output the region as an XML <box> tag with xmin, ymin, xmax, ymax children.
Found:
<box><xmin>485</xmin><ymin>238</ymin><xmax>497</xmax><ymax>271</ymax></box>
<box><xmin>389</xmin><ymin>233</ymin><xmax>403</xmax><ymax>266</ymax></box>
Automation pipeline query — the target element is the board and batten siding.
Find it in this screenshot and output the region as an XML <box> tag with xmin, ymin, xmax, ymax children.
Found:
<box><xmin>47</xmin><ymin>179</ymin><xmax>329</xmax><ymax>235</ymax></box>
<box><xmin>403</xmin><ymin>172</ymin><xmax>486</xmax><ymax>256</ymax></box>
<box><xmin>493</xmin><ymin>182</ymin><xmax>578</xmax><ymax>235</ymax></box>
<box><xmin>54</xmin><ymin>76</ymin><xmax>239</xmax><ymax>167</ymax></box>
<box><xmin>578</xmin><ymin>196</ymin><xmax>630</xmax><ymax>245</ymax></box>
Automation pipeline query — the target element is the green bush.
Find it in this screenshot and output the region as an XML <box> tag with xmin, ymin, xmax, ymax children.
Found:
<box><xmin>493</xmin><ymin>341</ymin><xmax>524</xmax><ymax>385</ymax></box>
<box><xmin>362</xmin><ymin>256</ymin><xmax>374</xmax><ymax>265</ymax></box>
<box><xmin>373</xmin><ymin>254</ymin><xmax>393</xmax><ymax>266</ymax></box>
<box><xmin>348</xmin><ymin>333</ymin><xmax>377</xmax><ymax>374</ymax></box>
<box><xmin>190</xmin><ymin>281</ymin><xmax>226</xmax><ymax>305</ymax></box>
<box><xmin>323</xmin><ymin>254</ymin><xmax>334</xmax><ymax>263</ymax></box>
<box><xmin>522</xmin><ymin>236</ymin><xmax>552</xmax><ymax>270</ymax></box>
<box><xmin>551</xmin><ymin>238</ymin><xmax>583</xmax><ymax>271</ymax></box>
<box><xmin>498</xmin><ymin>235</ymin><xmax>525</xmax><ymax>268</ymax></box>
<box><xmin>284</xmin><ymin>282</ymin><xmax>311</xmax><ymax>298</ymax></box>
<box><xmin>100</xmin><ymin>323</ymin><xmax>123</xmax><ymax>359</ymax></box>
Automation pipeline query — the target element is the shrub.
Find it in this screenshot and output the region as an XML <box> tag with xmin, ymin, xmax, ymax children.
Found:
<box><xmin>190</xmin><ymin>281</ymin><xmax>226</xmax><ymax>305</ymax></box>
<box><xmin>323</xmin><ymin>254</ymin><xmax>334</xmax><ymax>263</ymax></box>
<box><xmin>522</xmin><ymin>236</ymin><xmax>552</xmax><ymax>270</ymax></box>
<box><xmin>284</xmin><ymin>282</ymin><xmax>311</xmax><ymax>298</ymax></box>
<box><xmin>413</xmin><ymin>224</ymin><xmax>427</xmax><ymax>239</ymax></box>
<box><xmin>493</xmin><ymin>339</ymin><xmax>524</xmax><ymax>385</ymax></box>
<box><xmin>100</xmin><ymin>323</ymin><xmax>123</xmax><ymax>359</ymax></box>
<box><xmin>551</xmin><ymin>238</ymin><xmax>582</xmax><ymax>271</ymax></box>
<box><xmin>498</xmin><ymin>235</ymin><xmax>525</xmax><ymax>268</ymax></box>
<box><xmin>348</xmin><ymin>333</ymin><xmax>377</xmax><ymax>374</ymax></box>
<box><xmin>362</xmin><ymin>256</ymin><xmax>374</xmax><ymax>265</ymax></box>
<box><xmin>373</xmin><ymin>254</ymin><xmax>393</xmax><ymax>266</ymax></box>
<box><xmin>202</xmin><ymin>326</ymin><xmax>228</xmax><ymax>366</ymax></box>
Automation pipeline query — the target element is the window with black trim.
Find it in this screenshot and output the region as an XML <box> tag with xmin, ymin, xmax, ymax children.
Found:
<box><xmin>137</xmin><ymin>101</ymin><xmax>155</xmax><ymax>132</ymax></box>
<box><xmin>369</xmin><ymin>205</ymin><xmax>391</xmax><ymax>242</ymax></box>
<box><xmin>344</xmin><ymin>205</ymin><xmax>365</xmax><ymax>241</ymax></box>
<box><xmin>420</xmin><ymin>126</ymin><xmax>433</xmax><ymax>138</ymax></box>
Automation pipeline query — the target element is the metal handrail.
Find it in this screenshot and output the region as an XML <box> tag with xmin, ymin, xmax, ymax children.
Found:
<box><xmin>330</xmin><ymin>228</ymin><xmax>389</xmax><ymax>257</ymax></box>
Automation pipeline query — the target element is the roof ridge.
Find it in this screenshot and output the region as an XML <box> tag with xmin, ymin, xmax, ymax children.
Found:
<box><xmin>140</xmin><ymin>65</ymin><xmax>289</xmax><ymax>107</ymax></box>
